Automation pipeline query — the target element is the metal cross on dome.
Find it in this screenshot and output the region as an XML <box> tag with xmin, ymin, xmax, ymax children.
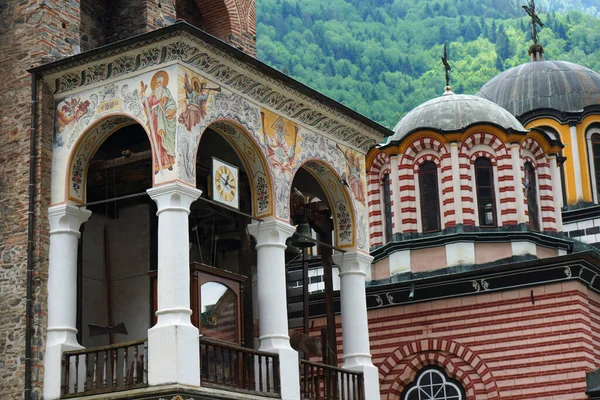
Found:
<box><xmin>441</xmin><ymin>43</ymin><xmax>451</xmax><ymax>88</ymax></box>
<box><xmin>522</xmin><ymin>0</ymin><xmax>544</xmax><ymax>44</ymax></box>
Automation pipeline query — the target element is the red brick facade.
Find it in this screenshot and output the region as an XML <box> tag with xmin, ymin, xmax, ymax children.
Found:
<box><xmin>312</xmin><ymin>280</ymin><xmax>599</xmax><ymax>399</ymax></box>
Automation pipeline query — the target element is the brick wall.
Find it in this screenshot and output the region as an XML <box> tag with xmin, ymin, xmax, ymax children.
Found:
<box><xmin>311</xmin><ymin>281</ymin><xmax>600</xmax><ymax>399</ymax></box>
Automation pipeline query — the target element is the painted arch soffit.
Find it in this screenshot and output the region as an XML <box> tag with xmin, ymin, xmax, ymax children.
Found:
<box><xmin>44</xmin><ymin>31</ymin><xmax>382</xmax><ymax>153</ymax></box>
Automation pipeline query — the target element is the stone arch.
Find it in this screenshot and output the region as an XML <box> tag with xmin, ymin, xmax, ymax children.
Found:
<box><xmin>193</xmin><ymin>0</ymin><xmax>241</xmax><ymax>41</ymax></box>
<box><xmin>378</xmin><ymin>339</ymin><xmax>500</xmax><ymax>400</ymax></box>
<box><xmin>386</xmin><ymin>353</ymin><xmax>476</xmax><ymax>400</ymax></box>
<box><xmin>400</xmin><ymin>137</ymin><xmax>448</xmax><ymax>166</ymax></box>
<box><xmin>367</xmin><ymin>152</ymin><xmax>391</xmax><ymax>247</ymax></box>
<box><xmin>195</xmin><ymin>119</ymin><xmax>275</xmax><ymax>218</ymax></box>
<box><xmin>292</xmin><ymin>159</ymin><xmax>357</xmax><ymax>249</ymax></box>
<box><xmin>460</xmin><ymin>132</ymin><xmax>508</xmax><ymax>158</ymax></box>
<box><xmin>66</xmin><ymin>114</ymin><xmax>154</xmax><ymax>204</ymax></box>
<box><xmin>521</xmin><ymin>137</ymin><xmax>545</xmax><ymax>162</ymax></box>
<box><xmin>469</xmin><ymin>150</ymin><xmax>497</xmax><ymax>166</ymax></box>
<box><xmin>413</xmin><ymin>153</ymin><xmax>441</xmax><ymax>172</ymax></box>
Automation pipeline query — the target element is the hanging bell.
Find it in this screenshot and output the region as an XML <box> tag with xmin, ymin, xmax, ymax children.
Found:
<box><xmin>285</xmin><ymin>237</ymin><xmax>302</xmax><ymax>257</ymax></box>
<box><xmin>290</xmin><ymin>223</ymin><xmax>316</xmax><ymax>249</ymax></box>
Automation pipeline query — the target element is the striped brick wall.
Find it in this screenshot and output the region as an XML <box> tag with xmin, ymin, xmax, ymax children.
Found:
<box><xmin>368</xmin><ymin>152</ymin><xmax>390</xmax><ymax>247</ymax></box>
<box><xmin>310</xmin><ymin>281</ymin><xmax>600</xmax><ymax>399</ymax></box>
<box><xmin>440</xmin><ymin>151</ymin><xmax>455</xmax><ymax>228</ymax></box>
<box><xmin>399</xmin><ymin>138</ymin><xmax>449</xmax><ymax>233</ymax></box>
<box><xmin>522</xmin><ymin>138</ymin><xmax>557</xmax><ymax>231</ymax></box>
<box><xmin>460</xmin><ymin>133</ymin><xmax>514</xmax><ymax>227</ymax></box>
<box><xmin>368</xmin><ymin>281</ymin><xmax>598</xmax><ymax>399</ymax></box>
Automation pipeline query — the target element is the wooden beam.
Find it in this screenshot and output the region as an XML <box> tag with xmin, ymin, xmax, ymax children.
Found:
<box><xmin>89</xmin><ymin>149</ymin><xmax>152</xmax><ymax>171</ymax></box>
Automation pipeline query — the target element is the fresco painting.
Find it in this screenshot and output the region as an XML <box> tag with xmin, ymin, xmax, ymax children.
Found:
<box><xmin>176</xmin><ymin>66</ymin><xmax>272</xmax><ymax>218</ymax></box>
<box><xmin>139</xmin><ymin>70</ymin><xmax>177</xmax><ymax>174</ymax></box>
<box><xmin>51</xmin><ymin>62</ymin><xmax>367</xmax><ymax>248</ymax></box>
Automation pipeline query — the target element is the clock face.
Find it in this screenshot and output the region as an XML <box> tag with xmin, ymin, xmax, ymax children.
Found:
<box><xmin>212</xmin><ymin>158</ymin><xmax>239</xmax><ymax>209</ymax></box>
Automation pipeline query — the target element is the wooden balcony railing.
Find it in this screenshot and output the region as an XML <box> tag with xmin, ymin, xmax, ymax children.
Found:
<box><xmin>300</xmin><ymin>360</ymin><xmax>365</xmax><ymax>400</ymax></box>
<box><xmin>61</xmin><ymin>339</ymin><xmax>147</xmax><ymax>397</ymax></box>
<box><xmin>199</xmin><ymin>336</ymin><xmax>281</xmax><ymax>397</ymax></box>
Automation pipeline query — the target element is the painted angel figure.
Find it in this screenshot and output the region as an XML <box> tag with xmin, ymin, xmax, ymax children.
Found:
<box><xmin>179</xmin><ymin>73</ymin><xmax>220</xmax><ymax>131</ymax></box>
<box><xmin>139</xmin><ymin>70</ymin><xmax>177</xmax><ymax>174</ymax></box>
<box><xmin>337</xmin><ymin>144</ymin><xmax>366</xmax><ymax>205</ymax></box>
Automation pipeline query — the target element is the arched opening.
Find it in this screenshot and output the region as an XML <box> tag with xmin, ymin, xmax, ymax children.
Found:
<box><xmin>182</xmin><ymin>122</ymin><xmax>263</xmax><ymax>350</ymax></box>
<box><xmin>524</xmin><ymin>161</ymin><xmax>540</xmax><ymax>230</ymax></box>
<box><xmin>286</xmin><ymin>160</ymin><xmax>355</xmax><ymax>369</ymax></box>
<box><xmin>474</xmin><ymin>157</ymin><xmax>497</xmax><ymax>227</ymax></box>
<box><xmin>418</xmin><ymin>161</ymin><xmax>441</xmax><ymax>233</ymax></box>
<box><xmin>402</xmin><ymin>366</ymin><xmax>465</xmax><ymax>400</ymax></box>
<box><xmin>78</xmin><ymin>121</ymin><xmax>156</xmax><ymax>348</ymax></box>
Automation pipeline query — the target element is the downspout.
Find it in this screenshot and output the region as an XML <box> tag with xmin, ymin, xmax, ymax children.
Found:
<box><xmin>25</xmin><ymin>71</ymin><xmax>39</xmax><ymax>400</ymax></box>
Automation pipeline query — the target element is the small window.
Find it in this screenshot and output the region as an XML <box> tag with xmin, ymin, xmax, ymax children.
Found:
<box><xmin>592</xmin><ymin>134</ymin><xmax>600</xmax><ymax>201</ymax></box>
<box><xmin>419</xmin><ymin>162</ymin><xmax>441</xmax><ymax>232</ymax></box>
<box><xmin>382</xmin><ymin>173</ymin><xmax>393</xmax><ymax>242</ymax></box>
<box><xmin>474</xmin><ymin>158</ymin><xmax>497</xmax><ymax>227</ymax></box>
<box><xmin>524</xmin><ymin>162</ymin><xmax>540</xmax><ymax>230</ymax></box>
<box><xmin>403</xmin><ymin>367</ymin><xmax>464</xmax><ymax>400</ymax></box>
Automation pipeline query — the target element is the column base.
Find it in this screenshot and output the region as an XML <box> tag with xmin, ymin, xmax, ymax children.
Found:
<box><xmin>43</xmin><ymin>341</ymin><xmax>83</xmax><ymax>400</ymax></box>
<box><xmin>259</xmin><ymin>345</ymin><xmax>300</xmax><ymax>400</ymax></box>
<box><xmin>341</xmin><ymin>362</ymin><xmax>380</xmax><ymax>400</ymax></box>
<box><xmin>148</xmin><ymin>323</ymin><xmax>200</xmax><ymax>386</ymax></box>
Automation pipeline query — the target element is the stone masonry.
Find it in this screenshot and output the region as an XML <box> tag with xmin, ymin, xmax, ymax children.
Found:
<box><xmin>0</xmin><ymin>0</ymin><xmax>256</xmax><ymax>398</ymax></box>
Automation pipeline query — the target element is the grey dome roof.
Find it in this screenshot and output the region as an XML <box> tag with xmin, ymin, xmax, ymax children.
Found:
<box><xmin>476</xmin><ymin>60</ymin><xmax>600</xmax><ymax>118</ymax></box>
<box><xmin>384</xmin><ymin>91</ymin><xmax>526</xmax><ymax>145</ymax></box>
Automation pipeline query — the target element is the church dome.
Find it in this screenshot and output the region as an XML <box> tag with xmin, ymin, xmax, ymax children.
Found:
<box><xmin>476</xmin><ymin>59</ymin><xmax>600</xmax><ymax>118</ymax></box>
<box><xmin>384</xmin><ymin>89</ymin><xmax>526</xmax><ymax>145</ymax></box>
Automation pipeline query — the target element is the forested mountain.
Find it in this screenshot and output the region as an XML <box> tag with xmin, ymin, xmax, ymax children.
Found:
<box><xmin>256</xmin><ymin>0</ymin><xmax>600</xmax><ymax>127</ymax></box>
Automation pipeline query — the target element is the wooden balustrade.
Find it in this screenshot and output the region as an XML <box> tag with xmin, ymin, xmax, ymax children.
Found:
<box><xmin>199</xmin><ymin>336</ymin><xmax>281</xmax><ymax>397</ymax></box>
<box><xmin>300</xmin><ymin>360</ymin><xmax>364</xmax><ymax>400</ymax></box>
<box><xmin>61</xmin><ymin>339</ymin><xmax>147</xmax><ymax>397</ymax></box>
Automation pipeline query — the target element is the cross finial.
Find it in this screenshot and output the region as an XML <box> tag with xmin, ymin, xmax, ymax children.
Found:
<box><xmin>522</xmin><ymin>0</ymin><xmax>544</xmax><ymax>44</ymax></box>
<box><xmin>441</xmin><ymin>43</ymin><xmax>451</xmax><ymax>88</ymax></box>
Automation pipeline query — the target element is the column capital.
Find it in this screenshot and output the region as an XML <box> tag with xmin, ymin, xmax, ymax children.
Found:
<box><xmin>147</xmin><ymin>182</ymin><xmax>201</xmax><ymax>214</ymax></box>
<box><xmin>333</xmin><ymin>252</ymin><xmax>374</xmax><ymax>276</ymax></box>
<box><xmin>48</xmin><ymin>204</ymin><xmax>91</xmax><ymax>235</ymax></box>
<box><xmin>247</xmin><ymin>219</ymin><xmax>296</xmax><ymax>249</ymax></box>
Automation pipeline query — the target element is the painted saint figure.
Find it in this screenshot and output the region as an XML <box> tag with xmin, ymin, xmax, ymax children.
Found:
<box><xmin>261</xmin><ymin>113</ymin><xmax>298</xmax><ymax>175</ymax></box>
<box><xmin>179</xmin><ymin>74</ymin><xmax>220</xmax><ymax>131</ymax></box>
<box><xmin>140</xmin><ymin>71</ymin><xmax>177</xmax><ymax>174</ymax></box>
<box><xmin>337</xmin><ymin>144</ymin><xmax>366</xmax><ymax>206</ymax></box>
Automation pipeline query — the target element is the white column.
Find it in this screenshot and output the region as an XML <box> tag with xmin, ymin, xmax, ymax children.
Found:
<box><xmin>510</xmin><ymin>142</ymin><xmax>527</xmax><ymax>224</ymax></box>
<box><xmin>389</xmin><ymin>155</ymin><xmax>402</xmax><ymax>235</ymax></box>
<box><xmin>247</xmin><ymin>219</ymin><xmax>300</xmax><ymax>400</ymax></box>
<box><xmin>450</xmin><ymin>142</ymin><xmax>463</xmax><ymax>225</ymax></box>
<box><xmin>549</xmin><ymin>154</ymin><xmax>564</xmax><ymax>231</ymax></box>
<box><xmin>147</xmin><ymin>182</ymin><xmax>201</xmax><ymax>386</ymax></box>
<box><xmin>570</xmin><ymin>124</ymin><xmax>583</xmax><ymax>201</ymax></box>
<box><xmin>43</xmin><ymin>204</ymin><xmax>91</xmax><ymax>400</ymax></box>
<box><xmin>333</xmin><ymin>252</ymin><xmax>380</xmax><ymax>400</ymax></box>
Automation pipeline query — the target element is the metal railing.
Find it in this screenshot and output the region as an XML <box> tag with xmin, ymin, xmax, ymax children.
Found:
<box><xmin>300</xmin><ymin>360</ymin><xmax>364</xmax><ymax>400</ymax></box>
<box><xmin>61</xmin><ymin>339</ymin><xmax>147</xmax><ymax>397</ymax></box>
<box><xmin>200</xmin><ymin>336</ymin><xmax>281</xmax><ymax>397</ymax></box>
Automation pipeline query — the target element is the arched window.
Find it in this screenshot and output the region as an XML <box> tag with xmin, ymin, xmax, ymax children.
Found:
<box><xmin>474</xmin><ymin>157</ymin><xmax>497</xmax><ymax>227</ymax></box>
<box><xmin>382</xmin><ymin>173</ymin><xmax>393</xmax><ymax>242</ymax></box>
<box><xmin>403</xmin><ymin>367</ymin><xmax>465</xmax><ymax>400</ymax></box>
<box><xmin>524</xmin><ymin>162</ymin><xmax>540</xmax><ymax>230</ymax></box>
<box><xmin>591</xmin><ymin>133</ymin><xmax>600</xmax><ymax>202</ymax></box>
<box><xmin>419</xmin><ymin>162</ymin><xmax>441</xmax><ymax>232</ymax></box>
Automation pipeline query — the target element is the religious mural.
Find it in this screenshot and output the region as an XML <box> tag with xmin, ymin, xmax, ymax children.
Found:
<box><xmin>140</xmin><ymin>70</ymin><xmax>178</xmax><ymax>174</ymax></box>
<box><xmin>51</xmin><ymin>66</ymin><xmax>178</xmax><ymax>204</ymax></box>
<box><xmin>50</xmin><ymin>62</ymin><xmax>368</xmax><ymax>249</ymax></box>
<box><xmin>175</xmin><ymin>66</ymin><xmax>272</xmax><ymax>218</ymax></box>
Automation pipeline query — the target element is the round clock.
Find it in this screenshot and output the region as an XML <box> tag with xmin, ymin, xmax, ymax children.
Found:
<box><xmin>215</xmin><ymin>165</ymin><xmax>237</xmax><ymax>202</ymax></box>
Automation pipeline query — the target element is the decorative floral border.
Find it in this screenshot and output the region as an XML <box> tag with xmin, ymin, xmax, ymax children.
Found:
<box><xmin>44</xmin><ymin>30</ymin><xmax>383</xmax><ymax>152</ymax></box>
